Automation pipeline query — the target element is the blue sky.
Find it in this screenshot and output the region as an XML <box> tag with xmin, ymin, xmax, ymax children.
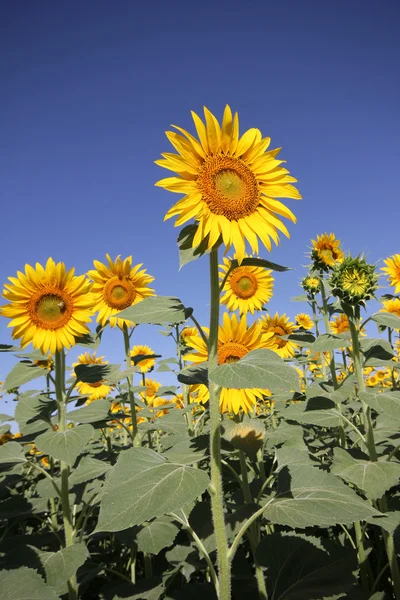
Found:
<box><xmin>1</xmin><ymin>0</ymin><xmax>399</xmax><ymax>417</ymax></box>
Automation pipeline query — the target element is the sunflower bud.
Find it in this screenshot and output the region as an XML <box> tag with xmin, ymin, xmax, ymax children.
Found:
<box><xmin>301</xmin><ymin>275</ymin><xmax>320</xmax><ymax>297</ymax></box>
<box><xmin>310</xmin><ymin>233</ymin><xmax>344</xmax><ymax>272</ymax></box>
<box><xmin>329</xmin><ymin>255</ymin><xmax>378</xmax><ymax>308</ymax></box>
<box><xmin>224</xmin><ymin>420</ymin><xmax>265</xmax><ymax>458</ymax></box>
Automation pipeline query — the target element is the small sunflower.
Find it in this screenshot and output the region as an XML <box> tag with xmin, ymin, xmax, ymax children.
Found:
<box><xmin>330</xmin><ymin>313</ymin><xmax>350</xmax><ymax>335</ymax></box>
<box><xmin>302</xmin><ymin>275</ymin><xmax>320</xmax><ymax>296</ymax></box>
<box><xmin>0</xmin><ymin>258</ymin><xmax>94</xmax><ymax>354</ymax></box>
<box><xmin>380</xmin><ymin>298</ymin><xmax>400</xmax><ymax>319</ymax></box>
<box><xmin>381</xmin><ymin>254</ymin><xmax>400</xmax><ymax>294</ymax></box>
<box><xmin>34</xmin><ymin>354</ymin><xmax>54</xmax><ymax>370</ymax></box>
<box><xmin>140</xmin><ymin>378</ymin><xmax>161</xmax><ymax>406</ymax></box>
<box><xmin>219</xmin><ymin>255</ymin><xmax>274</xmax><ymax>315</ymax></box>
<box><xmin>185</xmin><ymin>312</ymin><xmax>272</xmax><ymax>414</ymax></box>
<box><xmin>130</xmin><ymin>344</ymin><xmax>156</xmax><ymax>373</ymax></box>
<box><xmin>295</xmin><ymin>313</ymin><xmax>313</xmax><ymax>330</ymax></box>
<box><xmin>88</xmin><ymin>254</ymin><xmax>155</xmax><ymax>329</ymax></box>
<box><xmin>156</xmin><ymin>105</ymin><xmax>301</xmax><ymax>263</ymax></box>
<box><xmin>330</xmin><ymin>256</ymin><xmax>378</xmax><ymax>307</ymax></box>
<box><xmin>74</xmin><ymin>352</ymin><xmax>113</xmax><ymax>402</ymax></box>
<box><xmin>260</xmin><ymin>313</ymin><xmax>299</xmax><ymax>358</ymax></box>
<box><xmin>366</xmin><ymin>374</ymin><xmax>379</xmax><ymax>387</ymax></box>
<box><xmin>311</xmin><ymin>233</ymin><xmax>344</xmax><ymax>271</ymax></box>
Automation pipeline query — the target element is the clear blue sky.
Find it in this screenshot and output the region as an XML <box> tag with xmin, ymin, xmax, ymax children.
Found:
<box><xmin>1</xmin><ymin>0</ymin><xmax>399</xmax><ymax>416</ymax></box>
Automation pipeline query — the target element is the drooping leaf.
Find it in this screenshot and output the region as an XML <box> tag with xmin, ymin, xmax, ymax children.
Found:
<box><xmin>360</xmin><ymin>338</ymin><xmax>396</xmax><ymax>366</ymax></box>
<box><xmin>14</xmin><ymin>392</ymin><xmax>55</xmax><ymax>436</ymax></box>
<box><xmin>284</xmin><ymin>332</ymin><xmax>315</xmax><ymax>346</ymax></box>
<box><xmin>332</xmin><ymin>447</ymin><xmax>400</xmax><ymax>499</ymax></box>
<box><xmin>0</xmin><ymin>567</ymin><xmax>59</xmax><ymax>600</ymax></box>
<box><xmin>35</xmin><ymin>425</ymin><xmax>94</xmax><ymax>467</ymax></box>
<box><xmin>4</xmin><ymin>362</ymin><xmax>48</xmax><ymax>391</ymax></box>
<box><xmin>0</xmin><ymin>441</ymin><xmax>27</xmax><ymax>465</ymax></box>
<box><xmin>114</xmin><ymin>296</ymin><xmax>187</xmax><ymax>325</ymax></box>
<box><xmin>177</xmin><ymin>224</ymin><xmax>211</xmax><ymax>269</ymax></box>
<box><xmin>209</xmin><ymin>349</ymin><xmax>300</xmax><ymax>391</ymax></box>
<box><xmin>136</xmin><ymin>516</ymin><xmax>179</xmax><ymax>555</ymax></box>
<box><xmin>256</xmin><ymin>532</ymin><xmax>357</xmax><ymax>600</ymax></box>
<box><xmin>67</xmin><ymin>400</ymin><xmax>111</xmax><ymax>424</ymax></box>
<box><xmin>69</xmin><ymin>456</ymin><xmax>112</xmax><ymax>486</ymax></box>
<box><xmin>178</xmin><ymin>363</ymin><xmax>208</xmax><ymax>386</ymax></box>
<box><xmin>0</xmin><ymin>344</ymin><xmax>19</xmax><ymax>352</ymax></box>
<box><xmin>264</xmin><ymin>465</ymin><xmax>382</xmax><ymax>528</ymax></box>
<box><xmin>372</xmin><ymin>312</ymin><xmax>400</xmax><ymax>330</ymax></box>
<box><xmin>359</xmin><ymin>391</ymin><xmax>400</xmax><ymax>423</ymax></box>
<box><xmin>40</xmin><ymin>544</ymin><xmax>89</xmax><ymax>594</ymax></box>
<box><xmin>311</xmin><ymin>334</ymin><xmax>350</xmax><ymax>352</ymax></box>
<box><xmin>74</xmin><ymin>363</ymin><xmax>110</xmax><ymax>383</ymax></box>
<box><xmin>96</xmin><ymin>448</ymin><xmax>209</xmax><ymax>532</ymax></box>
<box><xmin>228</xmin><ymin>257</ymin><xmax>291</xmax><ymax>272</ymax></box>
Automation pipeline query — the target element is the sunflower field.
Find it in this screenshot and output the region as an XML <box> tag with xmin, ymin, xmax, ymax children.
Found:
<box><xmin>0</xmin><ymin>107</ymin><xmax>400</xmax><ymax>600</ymax></box>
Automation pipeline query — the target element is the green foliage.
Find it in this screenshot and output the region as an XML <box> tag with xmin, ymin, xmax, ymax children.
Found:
<box><xmin>35</xmin><ymin>425</ymin><xmax>94</xmax><ymax>467</ymax></box>
<box><xmin>114</xmin><ymin>296</ymin><xmax>188</xmax><ymax>325</ymax></box>
<box><xmin>4</xmin><ymin>361</ymin><xmax>48</xmax><ymax>391</ymax></box>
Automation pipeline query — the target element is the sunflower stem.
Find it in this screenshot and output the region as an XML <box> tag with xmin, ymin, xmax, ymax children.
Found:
<box><xmin>347</xmin><ymin>310</ymin><xmax>400</xmax><ymax>598</ymax></box>
<box><xmin>55</xmin><ymin>349</ymin><xmax>78</xmax><ymax>600</ymax></box>
<box><xmin>208</xmin><ymin>248</ymin><xmax>231</xmax><ymax>600</ymax></box>
<box><xmin>122</xmin><ymin>325</ymin><xmax>138</xmax><ymax>445</ymax></box>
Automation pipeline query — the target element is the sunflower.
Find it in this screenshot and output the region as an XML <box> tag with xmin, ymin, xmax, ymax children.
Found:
<box><xmin>311</xmin><ymin>233</ymin><xmax>344</xmax><ymax>271</ymax></box>
<box><xmin>88</xmin><ymin>254</ymin><xmax>155</xmax><ymax>329</ymax></box>
<box><xmin>219</xmin><ymin>255</ymin><xmax>274</xmax><ymax>315</ymax></box>
<box><xmin>185</xmin><ymin>312</ymin><xmax>272</xmax><ymax>414</ymax></box>
<box><xmin>380</xmin><ymin>298</ymin><xmax>400</xmax><ymax>319</ymax></box>
<box><xmin>130</xmin><ymin>345</ymin><xmax>156</xmax><ymax>373</ymax></box>
<box><xmin>366</xmin><ymin>374</ymin><xmax>379</xmax><ymax>387</ymax></box>
<box><xmin>295</xmin><ymin>313</ymin><xmax>313</xmax><ymax>330</ymax></box>
<box><xmin>140</xmin><ymin>378</ymin><xmax>162</xmax><ymax>406</ymax></box>
<box><xmin>302</xmin><ymin>275</ymin><xmax>320</xmax><ymax>295</ymax></box>
<box><xmin>330</xmin><ymin>313</ymin><xmax>350</xmax><ymax>335</ymax></box>
<box><xmin>34</xmin><ymin>355</ymin><xmax>54</xmax><ymax>370</ymax></box>
<box><xmin>74</xmin><ymin>352</ymin><xmax>113</xmax><ymax>402</ymax></box>
<box><xmin>0</xmin><ymin>258</ymin><xmax>94</xmax><ymax>354</ymax></box>
<box><xmin>260</xmin><ymin>313</ymin><xmax>299</xmax><ymax>358</ymax></box>
<box><xmin>381</xmin><ymin>254</ymin><xmax>400</xmax><ymax>294</ymax></box>
<box><xmin>156</xmin><ymin>105</ymin><xmax>301</xmax><ymax>263</ymax></box>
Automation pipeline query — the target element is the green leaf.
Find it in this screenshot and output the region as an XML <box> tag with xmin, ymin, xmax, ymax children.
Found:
<box><xmin>228</xmin><ymin>257</ymin><xmax>291</xmax><ymax>272</ymax></box>
<box><xmin>372</xmin><ymin>312</ymin><xmax>400</xmax><ymax>330</ymax></box>
<box><xmin>0</xmin><ymin>413</ymin><xmax>13</xmax><ymax>423</ymax></box>
<box><xmin>69</xmin><ymin>456</ymin><xmax>112</xmax><ymax>486</ymax></box>
<box><xmin>311</xmin><ymin>334</ymin><xmax>350</xmax><ymax>352</ymax></box>
<box><xmin>0</xmin><ymin>441</ymin><xmax>26</xmax><ymax>465</ymax></box>
<box><xmin>74</xmin><ymin>363</ymin><xmax>110</xmax><ymax>383</ymax></box>
<box><xmin>14</xmin><ymin>392</ymin><xmax>55</xmax><ymax>436</ymax></box>
<box><xmin>177</xmin><ymin>224</ymin><xmax>210</xmax><ymax>269</ymax></box>
<box><xmin>275</xmin><ymin>441</ymin><xmax>313</xmax><ymax>469</ymax></box>
<box><xmin>4</xmin><ymin>362</ymin><xmax>48</xmax><ymax>391</ymax></box>
<box><xmin>284</xmin><ymin>333</ymin><xmax>315</xmax><ymax>346</ymax></box>
<box><xmin>163</xmin><ymin>437</ymin><xmax>208</xmax><ymax>465</ymax></box>
<box><xmin>96</xmin><ymin>447</ymin><xmax>209</xmax><ymax>532</ymax></box>
<box><xmin>0</xmin><ymin>344</ymin><xmax>19</xmax><ymax>352</ymax></box>
<box><xmin>0</xmin><ymin>567</ymin><xmax>59</xmax><ymax>600</ymax></box>
<box><xmin>67</xmin><ymin>400</ymin><xmax>111</xmax><ymax>424</ymax></box>
<box><xmin>35</xmin><ymin>425</ymin><xmax>94</xmax><ymax>467</ymax></box>
<box><xmin>41</xmin><ymin>544</ymin><xmax>89</xmax><ymax>595</ymax></box>
<box><xmin>114</xmin><ymin>296</ymin><xmax>187</xmax><ymax>325</ymax></box>
<box><xmin>291</xmin><ymin>294</ymin><xmax>309</xmax><ymax>302</ymax></box>
<box><xmin>156</xmin><ymin>385</ymin><xmax>178</xmax><ymax>397</ymax></box>
<box><xmin>256</xmin><ymin>533</ymin><xmax>357</xmax><ymax>600</ymax></box>
<box><xmin>332</xmin><ymin>448</ymin><xmax>400</xmax><ymax>499</ymax></box>
<box><xmin>283</xmin><ymin>397</ymin><xmax>341</xmax><ymax>428</ymax></box>
<box><xmin>74</xmin><ymin>332</ymin><xmax>101</xmax><ymax>350</ymax></box>
<box><xmin>264</xmin><ymin>465</ymin><xmax>382</xmax><ymax>528</ymax></box>
<box><xmin>209</xmin><ymin>349</ymin><xmax>300</xmax><ymax>392</ymax></box>
<box><xmin>136</xmin><ymin>516</ymin><xmax>179</xmax><ymax>554</ymax></box>
<box><xmin>361</xmin><ymin>338</ymin><xmax>396</xmax><ymax>366</ymax></box>
<box><xmin>359</xmin><ymin>391</ymin><xmax>400</xmax><ymax>423</ymax></box>
<box><xmin>178</xmin><ymin>363</ymin><xmax>208</xmax><ymax>386</ymax></box>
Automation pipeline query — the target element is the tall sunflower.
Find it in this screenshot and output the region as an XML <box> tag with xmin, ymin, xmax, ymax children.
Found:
<box><xmin>185</xmin><ymin>312</ymin><xmax>272</xmax><ymax>414</ymax></box>
<box><xmin>381</xmin><ymin>254</ymin><xmax>400</xmax><ymax>294</ymax></box>
<box><xmin>260</xmin><ymin>313</ymin><xmax>299</xmax><ymax>358</ymax></box>
<box><xmin>330</xmin><ymin>313</ymin><xmax>350</xmax><ymax>335</ymax></box>
<box><xmin>219</xmin><ymin>255</ymin><xmax>274</xmax><ymax>315</ymax></box>
<box><xmin>0</xmin><ymin>258</ymin><xmax>94</xmax><ymax>354</ymax></box>
<box><xmin>140</xmin><ymin>378</ymin><xmax>161</xmax><ymax>406</ymax></box>
<box><xmin>74</xmin><ymin>352</ymin><xmax>113</xmax><ymax>403</ymax></box>
<box><xmin>88</xmin><ymin>254</ymin><xmax>155</xmax><ymax>329</ymax></box>
<box><xmin>155</xmin><ymin>105</ymin><xmax>301</xmax><ymax>263</ymax></box>
<box><xmin>311</xmin><ymin>233</ymin><xmax>344</xmax><ymax>270</ymax></box>
<box><xmin>130</xmin><ymin>344</ymin><xmax>156</xmax><ymax>373</ymax></box>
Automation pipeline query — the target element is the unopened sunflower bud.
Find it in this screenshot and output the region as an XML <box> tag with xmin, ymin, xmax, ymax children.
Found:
<box><xmin>330</xmin><ymin>255</ymin><xmax>378</xmax><ymax>308</ymax></box>
<box><xmin>224</xmin><ymin>420</ymin><xmax>265</xmax><ymax>458</ymax></box>
<box><xmin>301</xmin><ymin>275</ymin><xmax>320</xmax><ymax>297</ymax></box>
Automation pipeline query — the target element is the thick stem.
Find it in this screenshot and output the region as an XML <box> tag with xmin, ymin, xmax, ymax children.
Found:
<box><xmin>311</xmin><ymin>299</ymin><xmax>320</xmax><ymax>337</ymax></box>
<box><xmin>55</xmin><ymin>350</ymin><xmax>77</xmax><ymax>600</ymax></box>
<box><xmin>122</xmin><ymin>325</ymin><xmax>138</xmax><ymax>443</ymax></box>
<box><xmin>208</xmin><ymin>248</ymin><xmax>231</xmax><ymax>600</ymax></box>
